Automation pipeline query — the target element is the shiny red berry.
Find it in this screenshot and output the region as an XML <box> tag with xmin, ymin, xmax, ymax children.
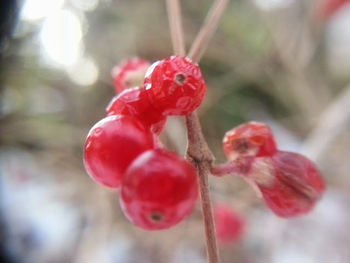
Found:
<box><xmin>214</xmin><ymin>204</ymin><xmax>245</xmax><ymax>245</ymax></box>
<box><xmin>223</xmin><ymin>121</ymin><xmax>277</xmax><ymax>162</ymax></box>
<box><xmin>144</xmin><ymin>55</ymin><xmax>206</xmax><ymax>116</ymax></box>
<box><xmin>106</xmin><ymin>87</ymin><xmax>166</xmax><ymax>135</ymax></box>
<box><xmin>83</xmin><ymin>115</ymin><xmax>154</xmax><ymax>188</ymax></box>
<box><xmin>249</xmin><ymin>151</ymin><xmax>325</xmax><ymax>217</ymax></box>
<box><xmin>112</xmin><ymin>57</ymin><xmax>150</xmax><ymax>93</ymax></box>
<box><xmin>120</xmin><ymin>149</ymin><xmax>198</xmax><ymax>230</ymax></box>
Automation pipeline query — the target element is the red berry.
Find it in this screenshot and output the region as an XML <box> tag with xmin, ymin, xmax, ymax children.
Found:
<box><xmin>317</xmin><ymin>0</ymin><xmax>349</xmax><ymax>21</ymax></box>
<box><xmin>83</xmin><ymin>115</ymin><xmax>154</xmax><ymax>188</ymax></box>
<box><xmin>248</xmin><ymin>151</ymin><xmax>325</xmax><ymax>217</ymax></box>
<box><xmin>223</xmin><ymin>121</ymin><xmax>277</xmax><ymax>162</ymax></box>
<box><xmin>144</xmin><ymin>55</ymin><xmax>206</xmax><ymax>116</ymax></box>
<box><xmin>106</xmin><ymin>87</ymin><xmax>166</xmax><ymax>135</ymax></box>
<box><xmin>214</xmin><ymin>204</ymin><xmax>245</xmax><ymax>245</ymax></box>
<box><xmin>120</xmin><ymin>149</ymin><xmax>198</xmax><ymax>230</ymax></box>
<box><xmin>112</xmin><ymin>57</ymin><xmax>150</xmax><ymax>93</ymax></box>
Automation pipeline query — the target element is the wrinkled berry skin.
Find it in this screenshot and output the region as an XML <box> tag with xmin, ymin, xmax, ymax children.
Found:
<box><xmin>83</xmin><ymin>115</ymin><xmax>154</xmax><ymax>188</ymax></box>
<box><xmin>251</xmin><ymin>151</ymin><xmax>325</xmax><ymax>217</ymax></box>
<box><xmin>144</xmin><ymin>56</ymin><xmax>206</xmax><ymax>116</ymax></box>
<box><xmin>112</xmin><ymin>58</ymin><xmax>150</xmax><ymax>93</ymax></box>
<box><xmin>106</xmin><ymin>87</ymin><xmax>166</xmax><ymax>135</ymax></box>
<box><xmin>214</xmin><ymin>204</ymin><xmax>245</xmax><ymax>245</ymax></box>
<box><xmin>120</xmin><ymin>149</ymin><xmax>198</xmax><ymax>230</ymax></box>
<box><xmin>223</xmin><ymin>121</ymin><xmax>277</xmax><ymax>162</ymax></box>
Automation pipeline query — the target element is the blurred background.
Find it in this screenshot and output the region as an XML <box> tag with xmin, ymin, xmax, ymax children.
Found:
<box><xmin>1</xmin><ymin>0</ymin><xmax>350</xmax><ymax>262</ymax></box>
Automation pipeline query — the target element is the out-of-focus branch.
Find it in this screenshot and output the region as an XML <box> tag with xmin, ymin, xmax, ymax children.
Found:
<box><xmin>249</xmin><ymin>0</ymin><xmax>331</xmax><ymax>123</ymax></box>
<box><xmin>166</xmin><ymin>0</ymin><xmax>186</xmax><ymax>56</ymax></box>
<box><xmin>188</xmin><ymin>0</ymin><xmax>229</xmax><ymax>63</ymax></box>
<box><xmin>301</xmin><ymin>84</ymin><xmax>350</xmax><ymax>163</ymax></box>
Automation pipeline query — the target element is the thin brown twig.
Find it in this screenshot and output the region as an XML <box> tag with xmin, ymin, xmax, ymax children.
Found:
<box><xmin>185</xmin><ymin>112</ymin><xmax>218</xmax><ymax>263</ymax></box>
<box><xmin>188</xmin><ymin>0</ymin><xmax>229</xmax><ymax>63</ymax></box>
<box><xmin>166</xmin><ymin>1</ymin><xmax>229</xmax><ymax>262</ymax></box>
<box><xmin>166</xmin><ymin>0</ymin><xmax>186</xmax><ymax>56</ymax></box>
<box><xmin>185</xmin><ymin>1</ymin><xmax>231</xmax><ymax>261</ymax></box>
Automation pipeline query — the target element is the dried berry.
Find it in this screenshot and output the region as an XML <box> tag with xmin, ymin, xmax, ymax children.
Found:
<box><xmin>249</xmin><ymin>151</ymin><xmax>325</xmax><ymax>217</ymax></box>
<box><xmin>144</xmin><ymin>56</ymin><xmax>206</xmax><ymax>116</ymax></box>
<box><xmin>223</xmin><ymin>121</ymin><xmax>277</xmax><ymax>163</ymax></box>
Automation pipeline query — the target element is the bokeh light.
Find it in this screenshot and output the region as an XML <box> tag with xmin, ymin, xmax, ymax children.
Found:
<box><xmin>40</xmin><ymin>9</ymin><xmax>83</xmax><ymax>67</ymax></box>
<box><xmin>21</xmin><ymin>0</ymin><xmax>65</xmax><ymax>21</ymax></box>
<box><xmin>67</xmin><ymin>56</ymin><xmax>99</xmax><ymax>87</ymax></box>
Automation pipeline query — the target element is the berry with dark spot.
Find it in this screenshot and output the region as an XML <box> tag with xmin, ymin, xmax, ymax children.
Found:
<box><xmin>144</xmin><ymin>56</ymin><xmax>206</xmax><ymax>116</ymax></box>
<box><xmin>120</xmin><ymin>148</ymin><xmax>198</xmax><ymax>230</ymax></box>
<box><xmin>223</xmin><ymin>121</ymin><xmax>277</xmax><ymax>162</ymax></box>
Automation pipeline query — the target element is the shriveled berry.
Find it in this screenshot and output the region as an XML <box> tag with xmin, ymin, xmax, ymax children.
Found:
<box><xmin>106</xmin><ymin>87</ymin><xmax>166</xmax><ymax>135</ymax></box>
<box><xmin>144</xmin><ymin>55</ymin><xmax>206</xmax><ymax>116</ymax></box>
<box><xmin>249</xmin><ymin>151</ymin><xmax>325</xmax><ymax>217</ymax></box>
<box><xmin>214</xmin><ymin>204</ymin><xmax>245</xmax><ymax>245</ymax></box>
<box><xmin>120</xmin><ymin>149</ymin><xmax>198</xmax><ymax>230</ymax></box>
<box><xmin>83</xmin><ymin>115</ymin><xmax>154</xmax><ymax>188</ymax></box>
<box><xmin>112</xmin><ymin>57</ymin><xmax>150</xmax><ymax>93</ymax></box>
<box><xmin>223</xmin><ymin>121</ymin><xmax>277</xmax><ymax>162</ymax></box>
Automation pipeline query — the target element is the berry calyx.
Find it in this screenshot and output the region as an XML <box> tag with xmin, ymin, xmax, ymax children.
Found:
<box><xmin>249</xmin><ymin>151</ymin><xmax>325</xmax><ymax>217</ymax></box>
<box><xmin>83</xmin><ymin>115</ymin><xmax>154</xmax><ymax>188</ymax></box>
<box><xmin>112</xmin><ymin>57</ymin><xmax>150</xmax><ymax>93</ymax></box>
<box><xmin>223</xmin><ymin>121</ymin><xmax>277</xmax><ymax>162</ymax></box>
<box><xmin>120</xmin><ymin>148</ymin><xmax>198</xmax><ymax>230</ymax></box>
<box><xmin>106</xmin><ymin>87</ymin><xmax>166</xmax><ymax>135</ymax></box>
<box><xmin>144</xmin><ymin>55</ymin><xmax>206</xmax><ymax>116</ymax></box>
<box><xmin>214</xmin><ymin>204</ymin><xmax>245</xmax><ymax>245</ymax></box>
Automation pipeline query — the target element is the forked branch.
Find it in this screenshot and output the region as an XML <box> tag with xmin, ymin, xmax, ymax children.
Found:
<box><xmin>166</xmin><ymin>1</ymin><xmax>229</xmax><ymax>262</ymax></box>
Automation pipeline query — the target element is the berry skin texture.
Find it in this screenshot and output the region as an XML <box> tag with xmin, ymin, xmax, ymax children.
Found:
<box><xmin>112</xmin><ymin>57</ymin><xmax>150</xmax><ymax>93</ymax></box>
<box><xmin>106</xmin><ymin>87</ymin><xmax>166</xmax><ymax>135</ymax></box>
<box><xmin>249</xmin><ymin>151</ymin><xmax>325</xmax><ymax>217</ymax></box>
<box><xmin>83</xmin><ymin>115</ymin><xmax>154</xmax><ymax>188</ymax></box>
<box><xmin>214</xmin><ymin>204</ymin><xmax>245</xmax><ymax>245</ymax></box>
<box><xmin>223</xmin><ymin>121</ymin><xmax>277</xmax><ymax>162</ymax></box>
<box><xmin>144</xmin><ymin>55</ymin><xmax>206</xmax><ymax>116</ymax></box>
<box><xmin>120</xmin><ymin>149</ymin><xmax>198</xmax><ymax>230</ymax></box>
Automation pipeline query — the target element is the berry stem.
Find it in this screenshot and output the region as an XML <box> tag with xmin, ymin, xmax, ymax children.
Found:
<box><xmin>188</xmin><ymin>0</ymin><xmax>229</xmax><ymax>63</ymax></box>
<box><xmin>166</xmin><ymin>0</ymin><xmax>186</xmax><ymax>56</ymax></box>
<box><xmin>211</xmin><ymin>162</ymin><xmax>245</xmax><ymax>177</ymax></box>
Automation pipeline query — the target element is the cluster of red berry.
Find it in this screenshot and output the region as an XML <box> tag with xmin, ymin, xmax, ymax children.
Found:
<box><xmin>83</xmin><ymin>55</ymin><xmax>325</xmax><ymax>232</ymax></box>
<box><xmin>221</xmin><ymin>122</ymin><xmax>326</xmax><ymax>217</ymax></box>
<box><xmin>84</xmin><ymin>56</ymin><xmax>206</xmax><ymax>230</ymax></box>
